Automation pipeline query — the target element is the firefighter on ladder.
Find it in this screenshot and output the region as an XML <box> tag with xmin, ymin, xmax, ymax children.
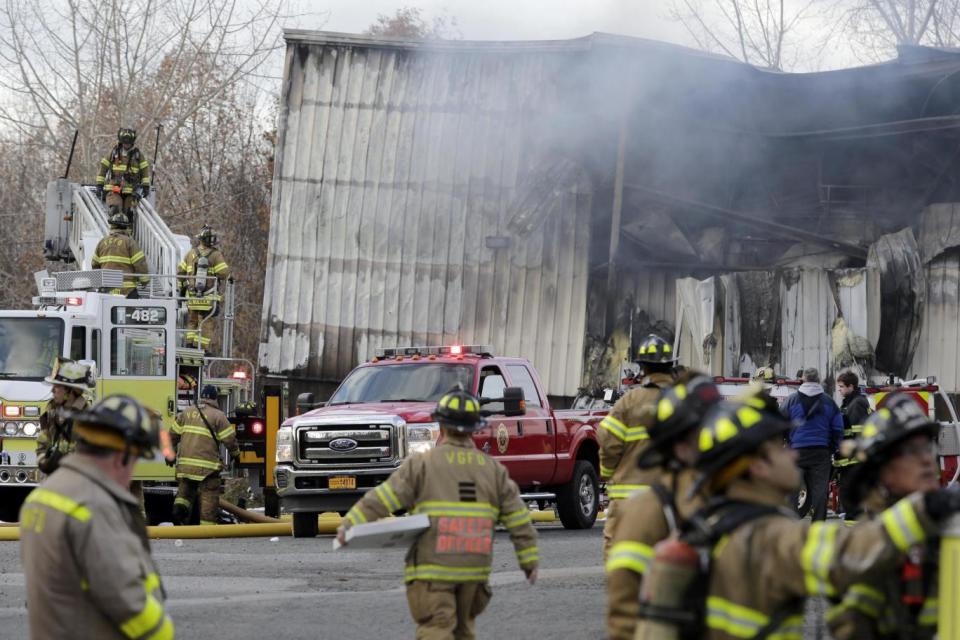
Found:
<box><xmin>91</xmin><ymin>213</ymin><xmax>150</xmax><ymax>296</ymax></box>
<box><xmin>337</xmin><ymin>387</ymin><xmax>539</xmax><ymax>639</ymax></box>
<box><xmin>95</xmin><ymin>128</ymin><xmax>151</xmax><ymax>222</ymax></box>
<box><xmin>598</xmin><ymin>333</ymin><xmax>677</xmax><ymax>560</ymax></box>
<box><xmin>177</xmin><ymin>225</ymin><xmax>229</xmax><ymax>351</ymax></box>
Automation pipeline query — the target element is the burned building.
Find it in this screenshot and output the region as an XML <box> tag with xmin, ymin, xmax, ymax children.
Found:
<box><xmin>260</xmin><ymin>30</ymin><xmax>960</xmax><ymax>400</ymax></box>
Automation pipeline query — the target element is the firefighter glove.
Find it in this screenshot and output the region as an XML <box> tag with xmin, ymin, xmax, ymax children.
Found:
<box><xmin>164</xmin><ymin>456</ymin><xmax>175</xmax><ymax>468</ymax></box>
<box><xmin>141</xmin><ymin>185</ymin><xmax>150</xmax><ymax>199</ymax></box>
<box><xmin>96</xmin><ymin>185</ymin><xmax>104</xmax><ymax>200</ymax></box>
<box><xmin>924</xmin><ymin>486</ymin><xmax>960</xmax><ymax>521</ymax></box>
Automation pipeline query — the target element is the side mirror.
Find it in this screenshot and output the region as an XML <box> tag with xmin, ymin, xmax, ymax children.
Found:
<box><xmin>296</xmin><ymin>392</ymin><xmax>315</xmax><ymax>416</ymax></box>
<box><xmin>480</xmin><ymin>386</ymin><xmax>526</xmax><ymax>417</ymax></box>
<box><xmin>501</xmin><ymin>386</ymin><xmax>525</xmax><ymax>416</ymax></box>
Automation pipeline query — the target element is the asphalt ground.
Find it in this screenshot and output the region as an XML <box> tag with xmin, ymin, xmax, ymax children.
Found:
<box><xmin>0</xmin><ymin>522</ymin><xmax>831</xmax><ymax>639</ymax></box>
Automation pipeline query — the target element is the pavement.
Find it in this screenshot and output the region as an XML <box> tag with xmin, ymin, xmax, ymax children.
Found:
<box><xmin>0</xmin><ymin>523</ymin><xmax>609</xmax><ymax>639</ymax></box>
<box><xmin>0</xmin><ymin>521</ymin><xmax>833</xmax><ymax>639</ymax></box>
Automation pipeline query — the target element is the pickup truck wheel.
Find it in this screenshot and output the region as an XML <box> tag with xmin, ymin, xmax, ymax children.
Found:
<box><xmin>556</xmin><ymin>460</ymin><xmax>599</xmax><ymax>529</ymax></box>
<box><xmin>292</xmin><ymin>512</ymin><xmax>318</xmax><ymax>538</ymax></box>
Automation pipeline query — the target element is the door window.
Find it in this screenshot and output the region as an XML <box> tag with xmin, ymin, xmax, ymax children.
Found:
<box><xmin>479</xmin><ymin>366</ymin><xmax>506</xmax><ymax>412</ymax></box>
<box><xmin>110</xmin><ymin>328</ymin><xmax>166</xmax><ymax>376</ymax></box>
<box><xmin>70</xmin><ymin>326</ymin><xmax>85</xmax><ymax>361</ymax></box>
<box><xmin>505</xmin><ymin>365</ymin><xmax>542</xmax><ymax>408</ymax></box>
<box><xmin>91</xmin><ymin>329</ymin><xmax>101</xmax><ymax>372</ymax></box>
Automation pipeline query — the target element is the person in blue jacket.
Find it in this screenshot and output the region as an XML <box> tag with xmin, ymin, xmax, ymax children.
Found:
<box><xmin>780</xmin><ymin>367</ymin><xmax>844</xmax><ymax>520</ymax></box>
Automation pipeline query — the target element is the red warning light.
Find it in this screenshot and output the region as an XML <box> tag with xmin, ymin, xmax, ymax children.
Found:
<box><xmin>250</xmin><ymin>420</ymin><xmax>264</xmax><ymax>436</ymax></box>
<box><xmin>230</xmin><ymin>370</ymin><xmax>249</xmax><ymax>380</ymax></box>
<box><xmin>450</xmin><ymin>345</ymin><xmax>463</xmax><ymax>355</ymax></box>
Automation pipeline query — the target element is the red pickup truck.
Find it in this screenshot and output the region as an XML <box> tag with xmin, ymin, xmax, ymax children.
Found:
<box><xmin>274</xmin><ymin>345</ymin><xmax>605</xmax><ymax>537</ymax></box>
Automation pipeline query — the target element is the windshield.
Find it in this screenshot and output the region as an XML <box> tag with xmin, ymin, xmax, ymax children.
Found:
<box><xmin>0</xmin><ymin>317</ymin><xmax>64</xmax><ymax>380</ymax></box>
<box><xmin>328</xmin><ymin>363</ymin><xmax>475</xmax><ymax>405</ymax></box>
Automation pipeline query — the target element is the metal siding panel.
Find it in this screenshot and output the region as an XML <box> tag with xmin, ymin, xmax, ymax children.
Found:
<box><xmin>353</xmin><ymin>50</ymin><xmax>390</xmax><ymax>366</ymax></box>
<box><xmin>780</xmin><ymin>270</ymin><xmax>836</xmax><ymax>380</ymax></box>
<box><xmin>263</xmin><ymin>41</ymin><xmax>592</xmax><ymax>394</ymax></box>
<box><xmin>913</xmin><ymin>254</ymin><xmax>960</xmax><ymax>392</ymax></box>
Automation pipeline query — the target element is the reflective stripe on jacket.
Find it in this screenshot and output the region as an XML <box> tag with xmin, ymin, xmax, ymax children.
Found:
<box><xmin>692</xmin><ymin>480</ymin><xmax>934</xmax><ymax>640</ymax></box>
<box><xmin>343</xmin><ymin>434</ymin><xmax>538</xmax><ymax>582</ymax></box>
<box><xmin>605</xmin><ymin>468</ymin><xmax>701</xmax><ymax>640</ymax></box>
<box><xmin>598</xmin><ymin>372</ymin><xmax>673</xmax><ymax>500</ymax></box>
<box><xmin>91</xmin><ymin>231</ymin><xmax>149</xmax><ymax>288</ymax></box>
<box><xmin>96</xmin><ymin>146</ymin><xmax>151</xmax><ymax>191</ymax></box>
<box><xmin>826</xmin><ymin>489</ymin><xmax>939</xmax><ymax>640</ymax></box>
<box><xmin>19</xmin><ymin>455</ymin><xmax>173</xmax><ymax>639</ymax></box>
<box><xmin>171</xmin><ymin>399</ymin><xmax>238</xmax><ymax>481</ymax></box>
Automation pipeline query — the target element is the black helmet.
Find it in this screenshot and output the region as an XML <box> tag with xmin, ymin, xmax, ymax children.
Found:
<box><xmin>692</xmin><ymin>390</ymin><xmax>792</xmax><ymax>493</ymax></box>
<box><xmin>432</xmin><ymin>387</ymin><xmax>486</xmax><ymax>433</ymax></box>
<box><xmin>197</xmin><ymin>225</ymin><xmax>218</xmax><ymax>247</ymax></box>
<box><xmin>71</xmin><ymin>394</ymin><xmax>161</xmax><ymax>458</ymax></box>
<box><xmin>638</xmin><ymin>376</ymin><xmax>722</xmax><ymax>469</ymax></box>
<box><xmin>844</xmin><ymin>393</ymin><xmax>939</xmax><ymax>505</ymax></box>
<box><xmin>636</xmin><ymin>334</ymin><xmax>677</xmax><ymax>365</ymax></box>
<box><xmin>200</xmin><ymin>384</ymin><xmax>218</xmax><ymax>400</ymax></box>
<box><xmin>118</xmin><ymin>128</ymin><xmax>137</xmax><ymax>144</ymax></box>
<box><xmin>108</xmin><ymin>212</ymin><xmax>131</xmax><ymax>229</ymax></box>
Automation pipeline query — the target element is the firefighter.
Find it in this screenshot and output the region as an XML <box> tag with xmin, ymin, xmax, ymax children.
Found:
<box><xmin>336</xmin><ymin>387</ymin><xmax>539</xmax><ymax>640</ymax></box>
<box><xmin>170</xmin><ymin>384</ymin><xmax>238</xmax><ymax>525</ymax></box>
<box><xmin>634</xmin><ymin>392</ymin><xmax>960</xmax><ymax>640</ymax></box>
<box><xmin>827</xmin><ymin>393</ymin><xmax>944</xmax><ymax>639</ymax></box>
<box><xmin>96</xmin><ymin>127</ymin><xmax>151</xmax><ymax>219</ymax></box>
<box><xmin>599</xmin><ymin>333</ymin><xmax>676</xmax><ymax>559</ymax></box>
<box><xmin>35</xmin><ymin>357</ymin><xmax>94</xmax><ymax>475</ymax></box>
<box><xmin>91</xmin><ymin>212</ymin><xmax>150</xmax><ymax>295</ymax></box>
<box><xmin>605</xmin><ymin>374</ymin><xmax>720</xmax><ymax>640</ymax></box>
<box><xmin>177</xmin><ymin>225</ymin><xmax>230</xmax><ymax>350</ymax></box>
<box><xmin>19</xmin><ymin>395</ymin><xmax>174</xmax><ymax>640</ymax></box>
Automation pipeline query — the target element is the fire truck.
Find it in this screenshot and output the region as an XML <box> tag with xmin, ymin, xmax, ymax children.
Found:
<box><xmin>0</xmin><ymin>179</ymin><xmax>242</xmax><ymax>521</ymax></box>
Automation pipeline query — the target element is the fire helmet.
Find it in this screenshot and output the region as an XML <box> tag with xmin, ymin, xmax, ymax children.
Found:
<box><xmin>432</xmin><ymin>387</ymin><xmax>486</xmax><ymax>433</ymax></box>
<box><xmin>118</xmin><ymin>128</ymin><xmax>137</xmax><ymax>145</ymax></box>
<box><xmin>844</xmin><ymin>393</ymin><xmax>940</xmax><ymax>505</ymax></box>
<box><xmin>638</xmin><ymin>375</ymin><xmax>722</xmax><ymax>469</ymax></box>
<box><xmin>43</xmin><ymin>357</ymin><xmax>95</xmax><ymax>392</ymax></box>
<box><xmin>636</xmin><ymin>334</ymin><xmax>677</xmax><ymax>365</ymax></box>
<box><xmin>108</xmin><ymin>212</ymin><xmax>131</xmax><ymax>229</ymax></box>
<box><xmin>197</xmin><ymin>225</ymin><xmax>218</xmax><ymax>247</ymax></box>
<box><xmin>200</xmin><ymin>385</ymin><xmax>219</xmax><ymax>401</ymax></box>
<box><xmin>71</xmin><ymin>395</ymin><xmax>161</xmax><ymax>458</ymax></box>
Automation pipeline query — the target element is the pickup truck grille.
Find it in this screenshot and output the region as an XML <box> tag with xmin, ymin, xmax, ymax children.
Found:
<box><xmin>296</xmin><ymin>423</ymin><xmax>398</xmax><ymax>466</ymax></box>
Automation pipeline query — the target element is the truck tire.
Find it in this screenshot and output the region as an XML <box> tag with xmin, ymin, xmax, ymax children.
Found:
<box><xmin>556</xmin><ymin>460</ymin><xmax>599</xmax><ymax>529</ymax></box>
<box><xmin>292</xmin><ymin>512</ymin><xmax>318</xmax><ymax>538</ymax></box>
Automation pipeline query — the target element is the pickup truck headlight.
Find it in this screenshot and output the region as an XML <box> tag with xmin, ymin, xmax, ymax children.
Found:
<box><xmin>276</xmin><ymin>426</ymin><xmax>294</xmax><ymax>463</ymax></box>
<box><xmin>407</xmin><ymin>422</ymin><xmax>440</xmax><ymax>455</ymax></box>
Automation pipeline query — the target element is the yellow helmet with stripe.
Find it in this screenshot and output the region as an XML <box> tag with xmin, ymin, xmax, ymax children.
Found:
<box><xmin>71</xmin><ymin>395</ymin><xmax>161</xmax><ymax>459</ymax></box>
<box><xmin>845</xmin><ymin>393</ymin><xmax>939</xmax><ymax>505</ymax></box>
<box><xmin>636</xmin><ymin>334</ymin><xmax>677</xmax><ymax>365</ymax></box>
<box><xmin>432</xmin><ymin>386</ymin><xmax>487</xmax><ymax>433</ymax></box>
<box><xmin>638</xmin><ymin>375</ymin><xmax>721</xmax><ymax>469</ymax></box>
<box><xmin>692</xmin><ymin>391</ymin><xmax>792</xmax><ymax>492</ymax></box>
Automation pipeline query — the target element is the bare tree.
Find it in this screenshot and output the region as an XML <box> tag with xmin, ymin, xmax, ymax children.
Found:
<box><xmin>0</xmin><ymin>0</ymin><xmax>299</xmax><ymax>361</ymax></box>
<box><xmin>0</xmin><ymin>0</ymin><xmax>284</xmax><ymax>179</ymax></box>
<box><xmin>668</xmin><ymin>0</ymin><xmax>828</xmax><ymax>70</ymax></box>
<box><xmin>365</xmin><ymin>7</ymin><xmax>459</xmax><ymax>39</ymax></box>
<box><xmin>842</xmin><ymin>1</ymin><xmax>960</xmax><ymax>59</ymax></box>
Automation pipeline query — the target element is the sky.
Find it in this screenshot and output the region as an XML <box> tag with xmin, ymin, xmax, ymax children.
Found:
<box><xmin>301</xmin><ymin>0</ymin><xmax>690</xmax><ymax>43</ymax></box>
<box><xmin>285</xmin><ymin>0</ymin><xmax>858</xmax><ymax>71</ymax></box>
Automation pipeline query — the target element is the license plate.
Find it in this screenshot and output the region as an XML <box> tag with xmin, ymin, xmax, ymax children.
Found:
<box><xmin>328</xmin><ymin>476</ymin><xmax>356</xmax><ymax>490</ymax></box>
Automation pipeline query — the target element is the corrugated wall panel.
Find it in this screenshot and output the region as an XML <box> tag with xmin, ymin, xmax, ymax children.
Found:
<box><xmin>912</xmin><ymin>253</ymin><xmax>960</xmax><ymax>392</ymax></box>
<box><xmin>260</xmin><ymin>38</ymin><xmax>592</xmax><ymax>396</ymax></box>
<box><xmin>780</xmin><ymin>269</ymin><xmax>837</xmax><ymax>379</ymax></box>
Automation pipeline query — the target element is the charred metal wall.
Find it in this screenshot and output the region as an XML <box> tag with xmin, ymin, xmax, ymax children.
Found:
<box><xmin>260</xmin><ymin>32</ymin><xmax>594</xmax><ymax>396</ymax></box>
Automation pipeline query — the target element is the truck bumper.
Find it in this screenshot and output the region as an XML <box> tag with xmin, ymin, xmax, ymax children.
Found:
<box><xmin>275</xmin><ymin>464</ymin><xmax>398</xmax><ymax>513</ymax></box>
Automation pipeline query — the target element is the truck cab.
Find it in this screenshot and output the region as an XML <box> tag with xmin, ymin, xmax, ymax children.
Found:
<box><xmin>275</xmin><ymin>345</ymin><xmax>605</xmax><ymax>537</ymax></box>
<box><xmin>0</xmin><ymin>270</ymin><xmax>224</xmax><ymax>521</ymax></box>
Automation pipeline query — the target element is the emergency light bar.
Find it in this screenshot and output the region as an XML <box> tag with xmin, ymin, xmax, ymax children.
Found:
<box><xmin>373</xmin><ymin>345</ymin><xmax>495</xmax><ymax>358</ymax></box>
